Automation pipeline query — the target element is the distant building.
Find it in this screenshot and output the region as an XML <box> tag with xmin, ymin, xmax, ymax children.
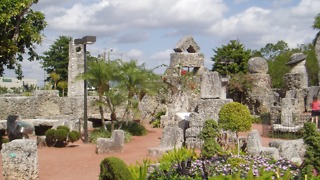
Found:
<box><xmin>0</xmin><ymin>77</ymin><xmax>37</xmax><ymax>89</ymax></box>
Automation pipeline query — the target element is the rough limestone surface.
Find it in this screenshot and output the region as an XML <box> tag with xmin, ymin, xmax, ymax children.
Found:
<box><xmin>246</xmin><ymin>130</ymin><xmax>280</xmax><ymax>160</ymax></box>
<box><xmin>197</xmin><ymin>99</ymin><xmax>233</xmax><ymax>122</ymax></box>
<box><xmin>1</xmin><ymin>139</ymin><xmax>38</xmax><ymax>180</ymax></box>
<box><xmin>269</xmin><ymin>139</ymin><xmax>305</xmax><ymax>165</ymax></box>
<box><xmin>200</xmin><ymin>71</ymin><xmax>223</xmax><ymax>99</ymax></box>
<box><xmin>96</xmin><ymin>130</ymin><xmax>124</xmax><ymax>154</ymax></box>
<box><xmin>169</xmin><ymin>53</ymin><xmax>204</xmax><ymax>68</ymax></box>
<box><xmin>148</xmin><ymin>126</ymin><xmax>183</xmax><ymax>156</ymax></box>
<box><xmin>68</xmin><ymin>41</ymin><xmax>84</xmax><ymax>97</ymax></box>
<box><xmin>0</xmin><ymin>90</ymin><xmax>100</xmax><ymax>120</ymax></box>
<box><xmin>284</xmin><ymin>73</ymin><xmax>308</xmax><ymax>90</ymax></box>
<box><xmin>284</xmin><ymin>53</ymin><xmax>308</xmax><ymax>90</ymax></box>
<box><xmin>174</xmin><ymin>35</ymin><xmax>200</xmax><ymax>53</ymax></box>
<box><xmin>248</xmin><ymin>57</ymin><xmax>268</xmax><ymax>74</ymax></box>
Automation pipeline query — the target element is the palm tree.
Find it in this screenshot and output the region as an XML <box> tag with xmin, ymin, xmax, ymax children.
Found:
<box><xmin>57</xmin><ymin>81</ymin><xmax>68</xmax><ymax>97</ymax></box>
<box><xmin>104</xmin><ymin>88</ymin><xmax>126</xmax><ymax>132</ymax></box>
<box><xmin>49</xmin><ymin>72</ymin><xmax>60</xmax><ymax>90</ymax></box>
<box><xmin>118</xmin><ymin>60</ymin><xmax>163</xmax><ymax>121</ymax></box>
<box><xmin>79</xmin><ymin>59</ymin><xmax>117</xmax><ymax>130</ymax></box>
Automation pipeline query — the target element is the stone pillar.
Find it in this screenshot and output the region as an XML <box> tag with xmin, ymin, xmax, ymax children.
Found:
<box><xmin>1</xmin><ymin>139</ymin><xmax>39</xmax><ymax>180</ymax></box>
<box><xmin>68</xmin><ymin>40</ymin><xmax>84</xmax><ymax>97</ymax></box>
<box><xmin>200</xmin><ymin>71</ymin><xmax>223</xmax><ymax>99</ymax></box>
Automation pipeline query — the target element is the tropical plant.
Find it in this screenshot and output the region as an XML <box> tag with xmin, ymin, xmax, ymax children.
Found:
<box><xmin>128</xmin><ymin>159</ymin><xmax>151</xmax><ymax>180</ymax></box>
<box><xmin>0</xmin><ymin>0</ymin><xmax>47</xmax><ymax>78</ymax></box>
<box><xmin>57</xmin><ymin>81</ymin><xmax>68</xmax><ymax>97</ymax></box>
<box><xmin>49</xmin><ymin>72</ymin><xmax>60</xmax><ymax>90</ymax></box>
<box><xmin>79</xmin><ymin>59</ymin><xmax>116</xmax><ymax>130</ymax></box>
<box><xmin>227</xmin><ymin>73</ymin><xmax>254</xmax><ymax>103</ymax></box>
<box><xmin>117</xmin><ymin>60</ymin><xmax>163</xmax><ymax>121</ymax></box>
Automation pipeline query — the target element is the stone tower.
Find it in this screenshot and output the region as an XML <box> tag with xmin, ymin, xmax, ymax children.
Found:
<box><xmin>68</xmin><ymin>41</ymin><xmax>84</xmax><ymax>97</ymax></box>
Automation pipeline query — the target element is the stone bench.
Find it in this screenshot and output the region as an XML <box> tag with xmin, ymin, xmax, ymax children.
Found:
<box><xmin>148</xmin><ymin>125</ymin><xmax>184</xmax><ymax>157</ymax></box>
<box><xmin>247</xmin><ymin>130</ymin><xmax>280</xmax><ymax>160</ymax></box>
<box><xmin>96</xmin><ymin>130</ymin><xmax>124</xmax><ymax>154</ymax></box>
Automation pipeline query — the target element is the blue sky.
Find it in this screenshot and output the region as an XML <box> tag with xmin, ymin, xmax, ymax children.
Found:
<box><xmin>3</xmin><ymin>0</ymin><xmax>320</xmax><ymax>86</ymax></box>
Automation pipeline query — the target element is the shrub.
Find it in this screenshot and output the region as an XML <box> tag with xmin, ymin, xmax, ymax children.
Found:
<box><xmin>89</xmin><ymin>128</ymin><xmax>111</xmax><ymax>143</ymax></box>
<box><xmin>219</xmin><ymin>102</ymin><xmax>253</xmax><ymax>134</ymax></box>
<box><xmin>99</xmin><ymin>157</ymin><xmax>133</xmax><ymax>180</ymax></box>
<box><xmin>109</xmin><ymin>121</ymin><xmax>147</xmax><ymax>136</ymax></box>
<box><xmin>68</xmin><ymin>131</ymin><xmax>80</xmax><ymax>143</ymax></box>
<box><xmin>45</xmin><ymin>126</ymin><xmax>80</xmax><ymax>147</ymax></box>
<box><xmin>57</xmin><ymin>125</ymin><xmax>70</xmax><ymax>132</ymax></box>
<box><xmin>300</xmin><ymin>122</ymin><xmax>320</xmax><ymax>177</ymax></box>
<box><xmin>54</xmin><ymin>129</ymin><xmax>68</xmax><ymax>144</ymax></box>
<box><xmin>198</xmin><ymin>119</ymin><xmax>223</xmax><ymax>158</ymax></box>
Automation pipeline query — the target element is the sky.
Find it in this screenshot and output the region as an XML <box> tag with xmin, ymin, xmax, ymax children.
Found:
<box><xmin>3</xmin><ymin>0</ymin><xmax>320</xmax><ymax>86</ymax></box>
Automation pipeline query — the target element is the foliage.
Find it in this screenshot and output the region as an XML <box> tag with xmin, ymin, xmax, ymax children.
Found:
<box><xmin>198</xmin><ymin>119</ymin><xmax>224</xmax><ymax>158</ymax></box>
<box><xmin>313</xmin><ymin>13</ymin><xmax>320</xmax><ymax>30</ymax></box>
<box><xmin>218</xmin><ymin>102</ymin><xmax>253</xmax><ymax>135</ymax></box>
<box><xmin>227</xmin><ymin>73</ymin><xmax>254</xmax><ymax>103</ymax></box>
<box><xmin>267</xmin><ymin>49</ymin><xmax>299</xmax><ymax>88</ymax></box>
<box><xmin>99</xmin><ymin>157</ymin><xmax>133</xmax><ymax>180</ymax></box>
<box><xmin>300</xmin><ymin>122</ymin><xmax>320</xmax><ymax>177</ymax></box>
<box><xmin>118</xmin><ymin>60</ymin><xmax>164</xmax><ymax>120</ymax></box>
<box><xmin>258</xmin><ymin>40</ymin><xmax>289</xmax><ymax>60</ymax></box>
<box><xmin>89</xmin><ymin>127</ymin><xmax>111</xmax><ymax>143</ymax></box>
<box><xmin>128</xmin><ymin>159</ymin><xmax>151</xmax><ymax>180</ymax></box>
<box><xmin>0</xmin><ymin>0</ymin><xmax>47</xmax><ymax>78</ymax></box>
<box><xmin>151</xmin><ymin>110</ymin><xmax>166</xmax><ymax>128</ymax></box>
<box><xmin>68</xmin><ymin>130</ymin><xmax>81</xmax><ymax>143</ymax></box>
<box><xmin>304</xmin><ymin>43</ymin><xmax>319</xmax><ymax>86</ymax></box>
<box><xmin>149</xmin><ymin>147</ymin><xmax>198</xmax><ymax>179</ymax></box>
<box><xmin>0</xmin><ymin>86</ymin><xmax>8</xmax><ymax>94</ymax></box>
<box><xmin>159</xmin><ymin>147</ymin><xmax>197</xmax><ymax>171</ymax></box>
<box><xmin>45</xmin><ymin>126</ymin><xmax>80</xmax><ymax>147</ymax></box>
<box><xmin>211</xmin><ymin>40</ymin><xmax>251</xmax><ymax>75</ymax></box>
<box><xmin>42</xmin><ymin>36</ymin><xmax>71</xmax><ymax>83</ymax></box>
<box><xmin>57</xmin><ymin>81</ymin><xmax>68</xmax><ymax>97</ymax></box>
<box><xmin>108</xmin><ymin>121</ymin><xmax>147</xmax><ymax>136</ymax></box>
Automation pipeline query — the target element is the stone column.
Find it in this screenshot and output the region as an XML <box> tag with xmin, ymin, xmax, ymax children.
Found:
<box><xmin>68</xmin><ymin>40</ymin><xmax>84</xmax><ymax>97</ymax></box>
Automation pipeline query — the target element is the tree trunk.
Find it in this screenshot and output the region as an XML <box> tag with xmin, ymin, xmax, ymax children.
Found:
<box><xmin>110</xmin><ymin>112</ymin><xmax>117</xmax><ymax>132</ymax></box>
<box><xmin>99</xmin><ymin>95</ymin><xmax>106</xmax><ymax>130</ymax></box>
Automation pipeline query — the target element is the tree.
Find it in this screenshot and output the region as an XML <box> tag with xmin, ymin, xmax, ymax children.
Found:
<box><xmin>0</xmin><ymin>0</ymin><xmax>47</xmax><ymax>78</ymax></box>
<box><xmin>42</xmin><ymin>36</ymin><xmax>71</xmax><ymax>82</ymax></box>
<box><xmin>57</xmin><ymin>81</ymin><xmax>68</xmax><ymax>97</ymax></box>
<box><xmin>118</xmin><ymin>60</ymin><xmax>163</xmax><ymax>120</ymax></box>
<box><xmin>312</xmin><ymin>13</ymin><xmax>320</xmax><ymax>30</ymax></box>
<box><xmin>259</xmin><ymin>40</ymin><xmax>289</xmax><ymax>60</ymax></box>
<box><xmin>49</xmin><ymin>72</ymin><xmax>60</xmax><ymax>90</ymax></box>
<box><xmin>227</xmin><ymin>73</ymin><xmax>254</xmax><ymax>103</ymax></box>
<box><xmin>211</xmin><ymin>40</ymin><xmax>251</xmax><ymax>75</ymax></box>
<box><xmin>80</xmin><ymin>59</ymin><xmax>117</xmax><ymax>130</ymax></box>
<box><xmin>304</xmin><ymin>43</ymin><xmax>319</xmax><ymax>86</ymax></box>
<box><xmin>218</xmin><ymin>102</ymin><xmax>252</xmax><ymax>135</ymax></box>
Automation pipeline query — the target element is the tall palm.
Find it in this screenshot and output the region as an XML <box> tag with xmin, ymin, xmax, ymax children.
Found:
<box><xmin>104</xmin><ymin>88</ymin><xmax>126</xmax><ymax>132</ymax></box>
<box><xmin>80</xmin><ymin>59</ymin><xmax>116</xmax><ymax>129</ymax></box>
<box><xmin>50</xmin><ymin>72</ymin><xmax>60</xmax><ymax>90</ymax></box>
<box><xmin>57</xmin><ymin>81</ymin><xmax>68</xmax><ymax>97</ymax></box>
<box><xmin>118</xmin><ymin>60</ymin><xmax>163</xmax><ymax>121</ymax></box>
